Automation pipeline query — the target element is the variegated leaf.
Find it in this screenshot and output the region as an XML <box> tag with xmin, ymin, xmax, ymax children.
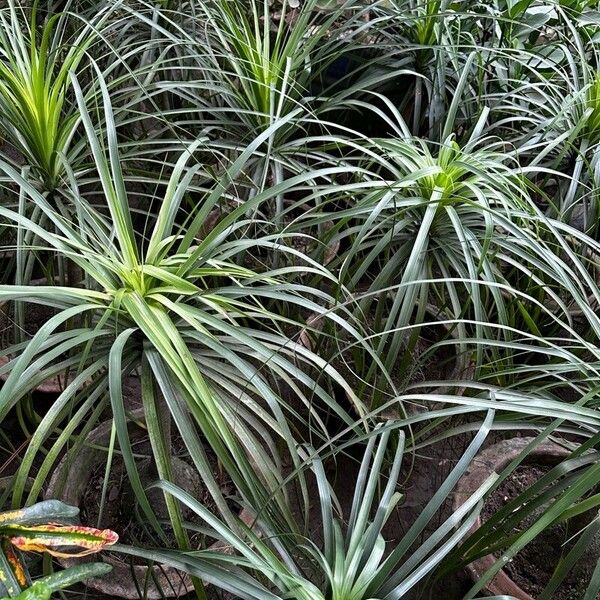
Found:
<box><xmin>0</xmin><ymin>501</ymin><xmax>79</xmax><ymax>528</ymax></box>
<box><xmin>10</xmin><ymin>581</ymin><xmax>52</xmax><ymax>600</ymax></box>
<box><xmin>0</xmin><ymin>537</ymin><xmax>30</xmax><ymax>597</ymax></box>
<box><xmin>6</xmin><ymin>524</ymin><xmax>118</xmax><ymax>558</ymax></box>
<box><xmin>2</xmin><ymin>541</ymin><xmax>28</xmax><ymax>588</ymax></box>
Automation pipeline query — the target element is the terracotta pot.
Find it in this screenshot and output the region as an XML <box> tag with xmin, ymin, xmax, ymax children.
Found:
<box><xmin>453</xmin><ymin>437</ymin><xmax>573</xmax><ymax>600</ymax></box>
<box><xmin>46</xmin><ymin>411</ymin><xmax>252</xmax><ymax>599</ymax></box>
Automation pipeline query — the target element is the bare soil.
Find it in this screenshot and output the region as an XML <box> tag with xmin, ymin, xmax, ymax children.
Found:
<box><xmin>81</xmin><ymin>434</ymin><xmax>236</xmax><ymax>566</ymax></box>
<box><xmin>0</xmin><ymin>300</ymin><xmax>57</xmax><ymax>346</ymax></box>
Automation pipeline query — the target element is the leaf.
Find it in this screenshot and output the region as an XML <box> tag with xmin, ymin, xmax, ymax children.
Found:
<box><xmin>506</xmin><ymin>0</ymin><xmax>535</xmax><ymax>19</ymax></box>
<box><xmin>30</xmin><ymin>563</ymin><xmax>111</xmax><ymax>593</ymax></box>
<box><xmin>577</xmin><ymin>11</ymin><xmax>600</xmax><ymax>25</ymax></box>
<box><xmin>9</xmin><ymin>582</ymin><xmax>52</xmax><ymax>600</ymax></box>
<box><xmin>0</xmin><ymin>538</ymin><xmax>29</xmax><ymax>595</ymax></box>
<box><xmin>0</xmin><ymin>563</ymin><xmax>113</xmax><ymax>600</ymax></box>
<box><xmin>0</xmin><ymin>501</ymin><xmax>78</xmax><ymax>527</ymax></box>
<box><xmin>6</xmin><ymin>524</ymin><xmax>118</xmax><ymax>558</ymax></box>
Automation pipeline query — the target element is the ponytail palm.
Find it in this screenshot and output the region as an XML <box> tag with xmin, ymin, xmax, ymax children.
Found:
<box><xmin>180</xmin><ymin>0</ymin><xmax>373</xmax><ymax>136</ymax></box>
<box><xmin>302</xmin><ymin>110</ymin><xmax>600</xmax><ymax>398</ymax></box>
<box><xmin>477</xmin><ymin>17</ymin><xmax>600</xmax><ymax>230</ymax></box>
<box><xmin>367</xmin><ymin>0</ymin><xmax>484</xmax><ymax>138</ymax></box>
<box><xmin>128</xmin><ymin>0</ymin><xmax>385</xmax><ymax>222</ymax></box>
<box><xmin>0</xmin><ymin>0</ymin><xmax>116</xmax><ymax>190</ymax></box>
<box><xmin>113</xmin><ymin>415</ymin><xmax>498</xmax><ymax>600</ymax></box>
<box><xmin>0</xmin><ymin>73</ymin><xmax>364</xmax><ymax>562</ymax></box>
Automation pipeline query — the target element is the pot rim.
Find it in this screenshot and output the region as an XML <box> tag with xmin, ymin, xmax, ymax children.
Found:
<box><xmin>453</xmin><ymin>436</ymin><xmax>574</xmax><ymax>600</ymax></box>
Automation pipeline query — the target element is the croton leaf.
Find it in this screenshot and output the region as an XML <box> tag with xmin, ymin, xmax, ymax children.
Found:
<box><xmin>2</xmin><ymin>541</ymin><xmax>28</xmax><ymax>587</ymax></box>
<box><xmin>0</xmin><ymin>563</ymin><xmax>113</xmax><ymax>600</ymax></box>
<box><xmin>0</xmin><ymin>501</ymin><xmax>79</xmax><ymax>528</ymax></box>
<box><xmin>4</xmin><ymin>524</ymin><xmax>118</xmax><ymax>558</ymax></box>
<box><xmin>35</xmin><ymin>562</ymin><xmax>112</xmax><ymax>591</ymax></box>
<box><xmin>8</xmin><ymin>581</ymin><xmax>52</xmax><ymax>600</ymax></box>
<box><xmin>0</xmin><ymin>539</ymin><xmax>29</xmax><ymax>597</ymax></box>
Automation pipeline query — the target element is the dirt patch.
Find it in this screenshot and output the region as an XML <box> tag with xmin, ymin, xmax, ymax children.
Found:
<box><xmin>81</xmin><ymin>434</ymin><xmax>236</xmax><ymax>565</ymax></box>
<box><xmin>0</xmin><ymin>300</ymin><xmax>57</xmax><ymax>346</ymax></box>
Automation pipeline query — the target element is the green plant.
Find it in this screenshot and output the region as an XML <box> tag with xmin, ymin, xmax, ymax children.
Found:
<box><xmin>367</xmin><ymin>0</ymin><xmax>484</xmax><ymax>137</ymax></box>
<box><xmin>0</xmin><ymin>0</ymin><xmax>116</xmax><ymax>190</ymax></box>
<box><xmin>2</xmin><ymin>1</ymin><xmax>600</xmax><ymax>599</ymax></box>
<box><xmin>113</xmin><ymin>413</ymin><xmax>502</xmax><ymax>600</ymax></box>
<box><xmin>0</xmin><ymin>67</ymin><xmax>367</xmax><ymax>600</ymax></box>
<box><xmin>472</xmin><ymin>9</ymin><xmax>600</xmax><ymax>231</ymax></box>
<box><xmin>0</xmin><ymin>499</ymin><xmax>116</xmax><ymax>599</ymax></box>
<box><xmin>125</xmin><ymin>0</ymin><xmax>392</xmax><ymax>224</ymax></box>
<box><xmin>293</xmin><ymin>113</ymin><xmax>600</xmax><ymax>407</ymax></box>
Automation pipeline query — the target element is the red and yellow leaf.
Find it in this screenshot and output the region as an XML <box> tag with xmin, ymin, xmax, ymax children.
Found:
<box><xmin>3</xmin><ymin>541</ymin><xmax>28</xmax><ymax>587</ymax></box>
<box><xmin>6</xmin><ymin>524</ymin><xmax>118</xmax><ymax>558</ymax></box>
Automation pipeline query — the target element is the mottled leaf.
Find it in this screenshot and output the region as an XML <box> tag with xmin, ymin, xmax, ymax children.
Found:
<box><xmin>0</xmin><ymin>501</ymin><xmax>78</xmax><ymax>528</ymax></box>
<box><xmin>9</xmin><ymin>581</ymin><xmax>52</xmax><ymax>600</ymax></box>
<box><xmin>6</xmin><ymin>524</ymin><xmax>118</xmax><ymax>558</ymax></box>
